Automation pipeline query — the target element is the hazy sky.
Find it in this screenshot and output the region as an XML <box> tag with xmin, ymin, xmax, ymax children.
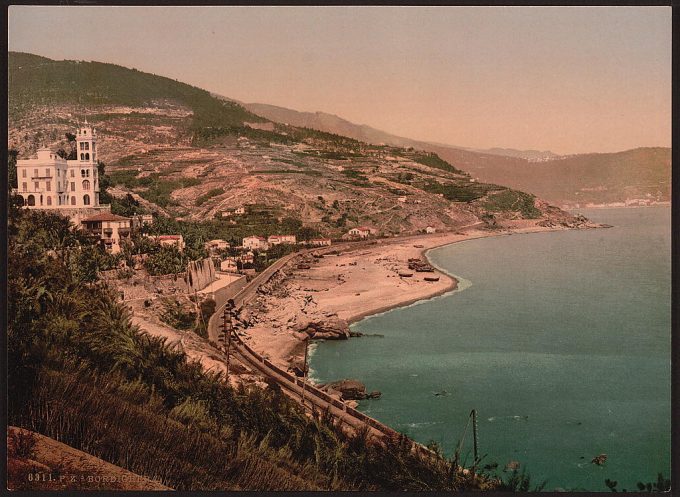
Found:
<box><xmin>8</xmin><ymin>6</ymin><xmax>671</xmax><ymax>154</ymax></box>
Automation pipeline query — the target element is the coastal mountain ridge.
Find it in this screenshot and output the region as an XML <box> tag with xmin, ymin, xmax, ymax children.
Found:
<box><xmin>243</xmin><ymin>102</ymin><xmax>670</xmax><ymax>208</ymax></box>
<box><xmin>8</xmin><ymin>51</ymin><xmax>584</xmax><ymax>237</ymax></box>
<box><xmin>243</xmin><ymin>102</ymin><xmax>559</xmax><ymax>161</ymax></box>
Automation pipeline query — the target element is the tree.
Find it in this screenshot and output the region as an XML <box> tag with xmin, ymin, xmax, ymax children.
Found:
<box><xmin>8</xmin><ymin>149</ymin><xmax>18</xmax><ymax>189</ymax></box>
<box><xmin>144</xmin><ymin>245</ymin><xmax>187</xmax><ymax>275</ymax></box>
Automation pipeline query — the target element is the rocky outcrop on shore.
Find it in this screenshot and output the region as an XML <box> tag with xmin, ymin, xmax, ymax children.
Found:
<box><xmin>294</xmin><ymin>316</ymin><xmax>355</xmax><ymax>340</ymax></box>
<box><xmin>320</xmin><ymin>379</ymin><xmax>381</xmax><ymax>401</ymax></box>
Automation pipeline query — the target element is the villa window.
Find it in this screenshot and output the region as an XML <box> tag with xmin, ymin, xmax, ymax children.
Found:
<box><xmin>71</xmin><ymin>170</ymin><xmax>74</xmax><ymax>177</ymax></box>
<box><xmin>46</xmin><ymin>196</ymin><xmax>52</xmax><ymax>206</ymax></box>
<box><xmin>83</xmin><ymin>194</ymin><xmax>90</xmax><ymax>206</ymax></box>
<box><xmin>46</xmin><ymin>181</ymin><xmax>51</xmax><ymax>191</ymax></box>
<box><xmin>85</xmin><ymin>142</ymin><xmax>89</xmax><ymax>150</ymax></box>
<box><xmin>27</xmin><ymin>195</ymin><xmax>35</xmax><ymax>206</ymax></box>
<box><xmin>22</xmin><ymin>182</ymin><xmax>27</xmax><ymax>192</ymax></box>
<box><xmin>80</xmin><ymin>142</ymin><xmax>84</xmax><ymax>150</ymax></box>
<box><xmin>34</xmin><ymin>182</ymin><xmax>39</xmax><ymax>190</ymax></box>
<box><xmin>33</xmin><ymin>169</ymin><xmax>38</xmax><ymax>177</ymax></box>
<box><xmin>83</xmin><ymin>180</ymin><xmax>90</xmax><ymax>190</ymax></box>
<box><xmin>71</xmin><ymin>196</ymin><xmax>76</xmax><ymax>206</ymax></box>
<box><xmin>22</xmin><ymin>169</ymin><xmax>26</xmax><ymax>178</ymax></box>
<box><xmin>45</xmin><ymin>168</ymin><xmax>50</xmax><ymax>177</ymax></box>
<box><xmin>85</xmin><ymin>153</ymin><xmax>90</xmax><ymax>160</ymax></box>
<box><xmin>80</xmin><ymin>153</ymin><xmax>84</xmax><ymax>161</ymax></box>
<box><xmin>81</xmin><ymin>170</ymin><xmax>86</xmax><ymax>177</ymax></box>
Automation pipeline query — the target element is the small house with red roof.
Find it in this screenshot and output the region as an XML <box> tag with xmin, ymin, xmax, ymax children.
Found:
<box><xmin>80</xmin><ymin>212</ymin><xmax>132</xmax><ymax>254</ymax></box>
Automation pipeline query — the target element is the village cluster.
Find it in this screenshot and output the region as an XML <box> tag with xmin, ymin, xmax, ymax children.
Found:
<box><xmin>11</xmin><ymin>126</ymin><xmax>444</xmax><ymax>276</ymax></box>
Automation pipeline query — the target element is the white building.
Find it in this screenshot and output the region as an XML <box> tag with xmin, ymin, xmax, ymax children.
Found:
<box><xmin>243</xmin><ymin>236</ymin><xmax>268</xmax><ymax>251</ymax></box>
<box><xmin>146</xmin><ymin>234</ymin><xmax>185</xmax><ymax>251</ymax></box>
<box><xmin>15</xmin><ymin>124</ymin><xmax>102</xmax><ymax>211</ymax></box>
<box><xmin>425</xmin><ymin>226</ymin><xmax>437</xmax><ymax>234</ymax></box>
<box><xmin>347</xmin><ymin>226</ymin><xmax>373</xmax><ymax>238</ymax></box>
<box><xmin>308</xmin><ymin>238</ymin><xmax>332</xmax><ymax>247</ymax></box>
<box><xmin>268</xmin><ymin>234</ymin><xmax>296</xmax><ymax>245</ymax></box>
<box><xmin>205</xmin><ymin>239</ymin><xmax>230</xmax><ymax>253</ymax></box>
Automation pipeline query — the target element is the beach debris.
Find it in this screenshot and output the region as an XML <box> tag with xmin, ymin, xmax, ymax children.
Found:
<box><xmin>504</xmin><ymin>461</ymin><xmax>521</xmax><ymax>472</ymax></box>
<box><xmin>413</xmin><ymin>244</ymin><xmax>425</xmax><ymax>248</ymax></box>
<box><xmin>591</xmin><ymin>454</ymin><xmax>607</xmax><ymax>466</ymax></box>
<box><xmin>398</xmin><ymin>271</ymin><xmax>414</xmax><ymax>277</ymax></box>
<box><xmin>297</xmin><ymin>264</ymin><xmax>311</xmax><ymax>270</ymax></box>
<box><xmin>408</xmin><ymin>258</ymin><xmax>435</xmax><ymax>272</ymax></box>
<box><xmin>433</xmin><ymin>390</ymin><xmax>449</xmax><ymax>397</ymax></box>
<box><xmin>424</xmin><ymin>276</ymin><xmax>440</xmax><ymax>282</ymax></box>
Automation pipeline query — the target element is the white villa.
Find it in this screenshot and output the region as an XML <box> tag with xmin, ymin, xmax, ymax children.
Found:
<box><xmin>268</xmin><ymin>234</ymin><xmax>296</xmax><ymax>245</ymax></box>
<box><xmin>347</xmin><ymin>226</ymin><xmax>373</xmax><ymax>238</ymax></box>
<box><xmin>14</xmin><ymin>124</ymin><xmax>103</xmax><ymax>216</ymax></box>
<box><xmin>243</xmin><ymin>236</ymin><xmax>268</xmax><ymax>251</ymax></box>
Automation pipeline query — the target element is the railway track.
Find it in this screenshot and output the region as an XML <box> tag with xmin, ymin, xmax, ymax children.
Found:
<box><xmin>207</xmin><ymin>241</ymin><xmax>444</xmax><ymax>456</ymax></box>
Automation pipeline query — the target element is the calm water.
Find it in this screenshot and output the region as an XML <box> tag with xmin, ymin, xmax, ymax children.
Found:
<box><xmin>309</xmin><ymin>207</ymin><xmax>671</xmax><ymax>491</ymax></box>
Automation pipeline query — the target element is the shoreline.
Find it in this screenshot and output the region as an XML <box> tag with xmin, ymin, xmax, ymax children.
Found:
<box><xmin>242</xmin><ymin>222</ymin><xmax>597</xmax><ymax>370</ymax></box>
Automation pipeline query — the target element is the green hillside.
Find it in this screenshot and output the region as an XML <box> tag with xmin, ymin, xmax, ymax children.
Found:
<box><xmin>8</xmin><ymin>51</ymin><xmax>265</xmax><ymax>129</ymax></box>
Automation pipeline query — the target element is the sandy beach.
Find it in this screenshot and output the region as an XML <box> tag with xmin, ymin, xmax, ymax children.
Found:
<box><xmin>241</xmin><ymin>223</ymin><xmax>582</xmax><ymax>371</ymax></box>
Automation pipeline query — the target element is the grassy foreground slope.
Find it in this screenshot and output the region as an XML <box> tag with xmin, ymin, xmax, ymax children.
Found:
<box><xmin>7</xmin><ymin>196</ymin><xmax>509</xmax><ymax>491</ymax></box>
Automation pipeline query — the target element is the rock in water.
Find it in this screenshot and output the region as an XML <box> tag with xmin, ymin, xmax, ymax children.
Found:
<box><xmin>591</xmin><ymin>454</ymin><xmax>607</xmax><ymax>465</ymax></box>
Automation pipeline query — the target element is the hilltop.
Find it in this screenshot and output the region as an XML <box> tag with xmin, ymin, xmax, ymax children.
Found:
<box><xmin>244</xmin><ymin>102</ymin><xmax>671</xmax><ymax>208</ymax></box>
<box><xmin>8</xmin><ymin>51</ymin><xmax>583</xmax><ymax>240</ymax></box>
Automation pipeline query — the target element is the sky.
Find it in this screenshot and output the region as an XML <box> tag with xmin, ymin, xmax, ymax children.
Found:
<box><xmin>7</xmin><ymin>6</ymin><xmax>672</xmax><ymax>155</ymax></box>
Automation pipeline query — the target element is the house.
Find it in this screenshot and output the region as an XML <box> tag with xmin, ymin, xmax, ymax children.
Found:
<box><xmin>240</xmin><ymin>251</ymin><xmax>255</xmax><ymax>264</ymax></box>
<box><xmin>425</xmin><ymin>226</ymin><xmax>437</xmax><ymax>234</ymax></box>
<box><xmin>12</xmin><ymin>124</ymin><xmax>115</xmax><ymax>224</ymax></box>
<box><xmin>308</xmin><ymin>238</ymin><xmax>332</xmax><ymax>247</ymax></box>
<box><xmin>234</xmin><ymin>207</ymin><xmax>246</xmax><ymax>215</ymax></box>
<box><xmin>147</xmin><ymin>234</ymin><xmax>185</xmax><ymax>251</ymax></box>
<box><xmin>205</xmin><ymin>239</ymin><xmax>230</xmax><ymax>253</ymax></box>
<box><xmin>243</xmin><ymin>235</ymin><xmax>268</xmax><ymax>251</ymax></box>
<box><xmin>347</xmin><ymin>226</ymin><xmax>373</xmax><ymax>238</ymax></box>
<box><xmin>80</xmin><ymin>212</ymin><xmax>132</xmax><ymax>254</ymax></box>
<box><xmin>268</xmin><ymin>234</ymin><xmax>297</xmax><ymax>245</ymax></box>
<box><xmin>220</xmin><ymin>258</ymin><xmax>238</xmax><ymax>272</ymax></box>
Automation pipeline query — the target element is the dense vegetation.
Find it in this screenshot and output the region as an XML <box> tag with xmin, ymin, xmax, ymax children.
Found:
<box><xmin>7</xmin><ymin>198</ymin><xmax>506</xmax><ymax>491</ymax></box>
<box><xmin>8</xmin><ymin>52</ymin><xmax>265</xmax><ymax>131</ymax></box>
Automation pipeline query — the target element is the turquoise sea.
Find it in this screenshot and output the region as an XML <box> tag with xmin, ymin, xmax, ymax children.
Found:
<box><xmin>309</xmin><ymin>207</ymin><xmax>671</xmax><ymax>491</ymax></box>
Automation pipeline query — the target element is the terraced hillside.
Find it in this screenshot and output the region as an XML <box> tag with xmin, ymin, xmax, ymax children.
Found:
<box><xmin>8</xmin><ymin>52</ymin><xmax>581</xmax><ymax>236</ymax></box>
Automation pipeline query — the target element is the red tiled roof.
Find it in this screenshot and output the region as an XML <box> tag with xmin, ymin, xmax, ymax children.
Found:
<box><xmin>81</xmin><ymin>213</ymin><xmax>131</xmax><ymax>222</ymax></box>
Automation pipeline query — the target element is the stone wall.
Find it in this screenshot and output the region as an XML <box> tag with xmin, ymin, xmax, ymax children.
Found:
<box><xmin>185</xmin><ymin>258</ymin><xmax>216</xmax><ymax>293</ymax></box>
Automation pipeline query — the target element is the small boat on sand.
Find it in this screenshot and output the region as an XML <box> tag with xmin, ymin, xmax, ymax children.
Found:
<box><xmin>424</xmin><ymin>276</ymin><xmax>440</xmax><ymax>282</ymax></box>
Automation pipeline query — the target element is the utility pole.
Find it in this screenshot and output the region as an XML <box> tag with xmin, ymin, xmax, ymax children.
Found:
<box><xmin>220</xmin><ymin>299</ymin><xmax>236</xmax><ymax>383</ymax></box>
<box><xmin>301</xmin><ymin>338</ymin><xmax>309</xmax><ymax>407</ymax></box>
<box><xmin>471</xmin><ymin>409</ymin><xmax>479</xmax><ymax>478</ymax></box>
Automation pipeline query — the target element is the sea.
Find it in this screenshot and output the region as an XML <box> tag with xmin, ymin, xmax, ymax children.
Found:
<box><xmin>308</xmin><ymin>206</ymin><xmax>671</xmax><ymax>491</ymax></box>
